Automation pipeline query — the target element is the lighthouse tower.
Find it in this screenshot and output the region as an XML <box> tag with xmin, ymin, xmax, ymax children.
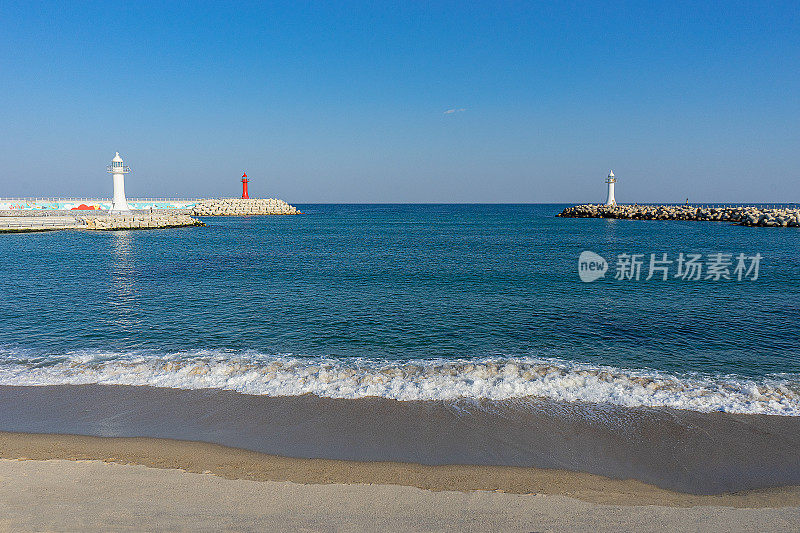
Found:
<box><xmin>604</xmin><ymin>170</ymin><xmax>617</xmax><ymax>206</ymax></box>
<box><xmin>241</xmin><ymin>173</ymin><xmax>250</xmax><ymax>199</ymax></box>
<box><xmin>107</xmin><ymin>152</ymin><xmax>131</xmax><ymax>213</ymax></box>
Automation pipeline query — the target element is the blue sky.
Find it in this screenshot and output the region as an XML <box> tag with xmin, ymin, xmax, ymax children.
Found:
<box><xmin>1</xmin><ymin>1</ymin><xmax>798</xmax><ymax>202</ymax></box>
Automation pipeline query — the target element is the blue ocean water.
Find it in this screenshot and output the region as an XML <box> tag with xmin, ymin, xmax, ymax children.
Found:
<box><xmin>1</xmin><ymin>204</ymin><xmax>798</xmax><ymax>413</ymax></box>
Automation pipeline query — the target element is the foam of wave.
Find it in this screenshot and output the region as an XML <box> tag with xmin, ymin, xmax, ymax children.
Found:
<box><xmin>0</xmin><ymin>350</ymin><xmax>798</xmax><ymax>416</ymax></box>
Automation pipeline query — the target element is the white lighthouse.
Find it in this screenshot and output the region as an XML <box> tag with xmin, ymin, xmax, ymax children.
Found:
<box><xmin>604</xmin><ymin>170</ymin><xmax>617</xmax><ymax>206</ymax></box>
<box><xmin>107</xmin><ymin>152</ymin><xmax>131</xmax><ymax>213</ymax></box>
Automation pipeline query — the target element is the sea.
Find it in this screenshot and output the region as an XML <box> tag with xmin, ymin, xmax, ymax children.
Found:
<box><xmin>1</xmin><ymin>204</ymin><xmax>799</xmax><ymax>493</ymax></box>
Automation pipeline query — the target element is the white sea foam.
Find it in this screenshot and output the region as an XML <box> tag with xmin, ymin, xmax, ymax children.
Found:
<box><xmin>0</xmin><ymin>350</ymin><xmax>798</xmax><ymax>416</ymax></box>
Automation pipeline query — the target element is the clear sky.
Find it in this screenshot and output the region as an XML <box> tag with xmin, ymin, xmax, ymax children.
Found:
<box><xmin>1</xmin><ymin>1</ymin><xmax>798</xmax><ymax>203</ymax></box>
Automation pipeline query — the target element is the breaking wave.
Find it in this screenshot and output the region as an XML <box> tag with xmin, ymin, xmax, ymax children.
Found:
<box><xmin>0</xmin><ymin>349</ymin><xmax>798</xmax><ymax>416</ymax></box>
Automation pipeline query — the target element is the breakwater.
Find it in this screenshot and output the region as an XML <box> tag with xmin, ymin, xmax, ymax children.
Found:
<box><xmin>191</xmin><ymin>198</ymin><xmax>299</xmax><ymax>216</ymax></box>
<box><xmin>0</xmin><ymin>216</ymin><xmax>83</xmax><ymax>233</ymax></box>
<box><xmin>0</xmin><ymin>214</ymin><xmax>203</xmax><ymax>233</ymax></box>
<box><xmin>82</xmin><ymin>214</ymin><xmax>204</xmax><ymax>230</ymax></box>
<box><xmin>557</xmin><ymin>204</ymin><xmax>800</xmax><ymax>227</ymax></box>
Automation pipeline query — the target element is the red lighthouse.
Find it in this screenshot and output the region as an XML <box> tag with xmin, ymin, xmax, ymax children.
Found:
<box><xmin>241</xmin><ymin>173</ymin><xmax>250</xmax><ymax>199</ymax></box>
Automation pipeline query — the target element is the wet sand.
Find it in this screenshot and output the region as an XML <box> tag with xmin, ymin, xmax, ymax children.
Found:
<box><xmin>1</xmin><ymin>384</ymin><xmax>800</xmax><ymax>493</ymax></box>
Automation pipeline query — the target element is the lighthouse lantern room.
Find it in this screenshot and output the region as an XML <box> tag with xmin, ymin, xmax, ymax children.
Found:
<box><xmin>604</xmin><ymin>170</ymin><xmax>617</xmax><ymax>206</ymax></box>
<box><xmin>107</xmin><ymin>152</ymin><xmax>132</xmax><ymax>213</ymax></box>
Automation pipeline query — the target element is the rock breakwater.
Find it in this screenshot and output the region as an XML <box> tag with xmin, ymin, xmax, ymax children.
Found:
<box><xmin>557</xmin><ymin>205</ymin><xmax>800</xmax><ymax>227</ymax></box>
<box><xmin>81</xmin><ymin>214</ymin><xmax>204</xmax><ymax>230</ymax></box>
<box><xmin>191</xmin><ymin>198</ymin><xmax>299</xmax><ymax>216</ymax></box>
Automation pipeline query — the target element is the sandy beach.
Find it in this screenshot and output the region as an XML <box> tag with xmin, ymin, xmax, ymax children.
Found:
<box><xmin>2</xmin><ymin>462</ymin><xmax>799</xmax><ymax>533</ymax></box>
<box><xmin>0</xmin><ymin>432</ymin><xmax>799</xmax><ymax>531</ymax></box>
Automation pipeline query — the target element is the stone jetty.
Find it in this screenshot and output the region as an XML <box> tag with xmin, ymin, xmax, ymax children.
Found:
<box><xmin>0</xmin><ymin>214</ymin><xmax>203</xmax><ymax>233</ymax></box>
<box><xmin>0</xmin><ymin>216</ymin><xmax>83</xmax><ymax>233</ymax></box>
<box><xmin>81</xmin><ymin>214</ymin><xmax>204</xmax><ymax>230</ymax></box>
<box><xmin>191</xmin><ymin>198</ymin><xmax>299</xmax><ymax>216</ymax></box>
<box><xmin>557</xmin><ymin>204</ymin><xmax>800</xmax><ymax>227</ymax></box>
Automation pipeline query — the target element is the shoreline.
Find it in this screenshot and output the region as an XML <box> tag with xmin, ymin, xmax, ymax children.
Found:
<box><xmin>2</xmin><ymin>431</ymin><xmax>800</xmax><ymax>508</ymax></box>
<box><xmin>2</xmin><ymin>384</ymin><xmax>799</xmax><ymax>494</ymax></box>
